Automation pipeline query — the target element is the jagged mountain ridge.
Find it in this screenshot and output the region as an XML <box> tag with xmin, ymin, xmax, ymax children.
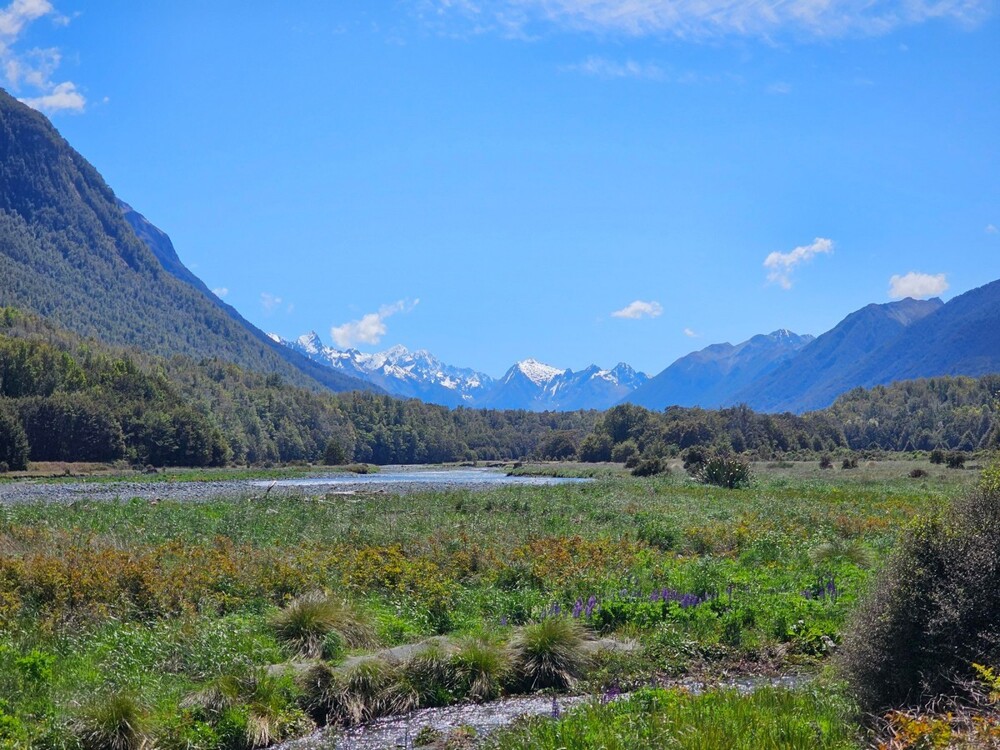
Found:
<box><xmin>279</xmin><ymin>331</ymin><xmax>493</xmax><ymax>407</ymax></box>
<box><xmin>736</xmin><ymin>298</ymin><xmax>945</xmax><ymax>413</ymax></box>
<box><xmin>624</xmin><ymin>329</ymin><xmax>815</xmax><ymax>409</ymax></box>
<box><xmin>272</xmin><ymin>333</ymin><xmax>649</xmax><ymax>411</ymax></box>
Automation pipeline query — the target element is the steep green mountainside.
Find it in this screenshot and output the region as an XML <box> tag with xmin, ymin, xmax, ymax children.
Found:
<box><xmin>0</xmin><ymin>88</ymin><xmax>368</xmax><ymax>395</ymax></box>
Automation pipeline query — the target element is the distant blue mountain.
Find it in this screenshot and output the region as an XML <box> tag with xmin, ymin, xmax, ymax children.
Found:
<box><xmin>624</xmin><ymin>330</ymin><xmax>814</xmax><ymax>410</ymax></box>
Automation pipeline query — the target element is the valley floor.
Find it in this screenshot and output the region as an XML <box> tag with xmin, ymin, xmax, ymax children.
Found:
<box><xmin>0</xmin><ymin>459</ymin><xmax>990</xmax><ymax>748</ymax></box>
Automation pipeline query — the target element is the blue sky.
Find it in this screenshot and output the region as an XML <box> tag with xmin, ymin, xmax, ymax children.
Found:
<box><xmin>2</xmin><ymin>1</ymin><xmax>998</xmax><ymax>377</ymax></box>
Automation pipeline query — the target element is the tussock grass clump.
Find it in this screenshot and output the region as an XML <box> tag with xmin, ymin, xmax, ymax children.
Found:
<box><xmin>449</xmin><ymin>637</ymin><xmax>511</xmax><ymax>702</ymax></box>
<box><xmin>840</xmin><ymin>484</ymin><xmax>1000</xmax><ymax>712</ymax></box>
<box><xmin>299</xmin><ymin>657</ymin><xmax>398</xmax><ymax>726</ymax></box>
<box><xmin>181</xmin><ymin>671</ymin><xmax>310</xmax><ymax>749</ymax></box>
<box><xmin>391</xmin><ymin>641</ymin><xmax>454</xmax><ymax>712</ymax></box>
<box><xmin>269</xmin><ymin>591</ymin><xmax>375</xmax><ymax>658</ymax></box>
<box><xmin>73</xmin><ymin>693</ymin><xmax>152</xmax><ymax>750</ymax></box>
<box><xmin>509</xmin><ymin>618</ymin><xmax>592</xmax><ymax>691</ymax></box>
<box><xmin>808</xmin><ymin>538</ymin><xmax>872</xmax><ymax>569</ymax></box>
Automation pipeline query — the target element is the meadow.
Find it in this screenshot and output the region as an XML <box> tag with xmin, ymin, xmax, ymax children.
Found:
<box><xmin>0</xmin><ymin>459</ymin><xmax>984</xmax><ymax>748</ymax></box>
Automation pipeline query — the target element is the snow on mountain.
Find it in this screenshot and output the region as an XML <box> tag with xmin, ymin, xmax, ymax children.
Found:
<box><xmin>272</xmin><ymin>331</ymin><xmax>495</xmax><ymax>407</ymax></box>
<box><xmin>510</xmin><ymin>359</ymin><xmax>566</xmax><ymax>387</ymax></box>
<box><xmin>270</xmin><ymin>333</ymin><xmax>649</xmax><ymax>411</ymax></box>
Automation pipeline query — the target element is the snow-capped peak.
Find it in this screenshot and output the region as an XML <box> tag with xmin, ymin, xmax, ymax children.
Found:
<box><xmin>514</xmin><ymin>359</ymin><xmax>566</xmax><ymax>386</ymax></box>
<box><xmin>296</xmin><ymin>331</ymin><xmax>324</xmax><ymax>354</ymax></box>
<box><xmin>266</xmin><ymin>332</ymin><xmax>283</xmax><ymax>343</ymax></box>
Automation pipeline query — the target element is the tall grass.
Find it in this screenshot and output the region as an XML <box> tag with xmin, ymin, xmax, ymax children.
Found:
<box><xmin>509</xmin><ymin>618</ymin><xmax>592</xmax><ymax>690</ymax></box>
<box><xmin>487</xmin><ymin>686</ymin><xmax>861</xmax><ymax>750</ymax></box>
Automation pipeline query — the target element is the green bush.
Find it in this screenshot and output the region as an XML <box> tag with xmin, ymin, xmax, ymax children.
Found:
<box><xmin>268</xmin><ymin>592</ymin><xmax>374</xmax><ymax>658</ymax></box>
<box><xmin>508</xmin><ymin>619</ymin><xmax>591</xmax><ymax>691</ymax></box>
<box><xmin>840</xmin><ymin>484</ymin><xmax>1000</xmax><ymax>712</ymax></box>
<box><xmin>72</xmin><ymin>692</ymin><xmax>151</xmax><ymax>750</ymax></box>
<box><xmin>635</xmin><ymin>514</ymin><xmax>680</xmax><ymax>552</ymax></box>
<box><xmin>449</xmin><ymin>637</ymin><xmax>510</xmax><ymax>703</ymax></box>
<box><xmin>631</xmin><ymin>457</ymin><xmax>668</xmax><ymax>477</ymax></box>
<box><xmin>696</xmin><ymin>456</ymin><xmax>752</xmax><ymax>489</ymax></box>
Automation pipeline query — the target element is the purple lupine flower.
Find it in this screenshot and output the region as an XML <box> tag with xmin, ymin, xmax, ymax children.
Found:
<box><xmin>572</xmin><ymin>599</ymin><xmax>583</xmax><ymax>618</ymax></box>
<box><xmin>650</xmin><ymin>590</ymin><xmax>661</xmax><ymax>602</ymax></box>
<box><xmin>551</xmin><ymin>696</ymin><xmax>561</xmax><ymax>719</ymax></box>
<box><xmin>500</xmin><ymin>615</ymin><xmax>509</xmax><ymax>627</ymax></box>
<box><xmin>802</xmin><ymin>590</ymin><xmax>813</xmax><ymax>599</ymax></box>
<box><xmin>585</xmin><ymin>595</ymin><xmax>598</xmax><ymax>617</ymax></box>
<box><xmin>551</xmin><ymin>602</ymin><xmax>561</xmax><ymax>617</ymax></box>
<box><xmin>602</xmin><ymin>683</ymin><xmax>622</xmax><ymax>704</ymax></box>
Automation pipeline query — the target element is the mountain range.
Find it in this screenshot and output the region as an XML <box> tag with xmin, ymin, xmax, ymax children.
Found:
<box><xmin>3</xmin><ymin>84</ymin><xmax>1000</xmax><ymax>417</ymax></box>
<box><xmin>271</xmin><ymin>331</ymin><xmax>649</xmax><ymax>411</ymax></box>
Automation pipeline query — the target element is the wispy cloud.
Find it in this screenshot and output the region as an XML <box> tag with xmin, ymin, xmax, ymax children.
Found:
<box><xmin>0</xmin><ymin>0</ymin><xmax>85</xmax><ymax>114</ymax></box>
<box><xmin>987</xmin><ymin>224</ymin><xmax>998</xmax><ymax>234</ymax></box>
<box><xmin>764</xmin><ymin>237</ymin><xmax>834</xmax><ymax>289</ymax></box>
<box><xmin>330</xmin><ymin>299</ymin><xmax>420</xmax><ymax>348</ymax></box>
<box><xmin>683</xmin><ymin>327</ymin><xmax>699</xmax><ymax>338</ymax></box>
<box><xmin>612</xmin><ymin>300</ymin><xmax>663</xmax><ymax>319</ymax></box>
<box><xmin>212</xmin><ymin>287</ymin><xmax>229</xmax><ymax>298</ymax></box>
<box><xmin>888</xmin><ymin>271</ymin><xmax>948</xmax><ymax>299</ymax></box>
<box><xmin>766</xmin><ymin>81</ymin><xmax>792</xmax><ymax>94</ymax></box>
<box><xmin>260</xmin><ymin>292</ymin><xmax>285</xmax><ymax>314</ymax></box>
<box><xmin>561</xmin><ymin>55</ymin><xmax>664</xmax><ymax>79</ymax></box>
<box><xmin>419</xmin><ymin>0</ymin><xmax>992</xmax><ymax>39</ymax></box>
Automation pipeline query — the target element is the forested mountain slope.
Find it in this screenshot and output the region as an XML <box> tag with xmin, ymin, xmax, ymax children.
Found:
<box><xmin>0</xmin><ymin>87</ymin><xmax>368</xmax><ymax>395</ymax></box>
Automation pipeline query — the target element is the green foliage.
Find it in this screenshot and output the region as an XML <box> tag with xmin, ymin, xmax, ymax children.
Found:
<box><xmin>946</xmin><ymin>451</ymin><xmax>966</xmax><ymax>469</ymax></box>
<box><xmin>840</xmin><ymin>483</ymin><xmax>1000</xmax><ymax>711</ymax></box>
<box><xmin>631</xmin><ymin>457</ymin><xmax>668</xmax><ymax>477</ymax></box>
<box><xmin>449</xmin><ymin>637</ymin><xmax>510</xmax><ymax>702</ymax></box>
<box><xmin>268</xmin><ymin>592</ymin><xmax>375</xmax><ymax>658</ymax></box>
<box><xmin>0</xmin><ymin>404</ymin><xmax>28</xmax><ymax>470</ymax></box>
<box><xmin>486</xmin><ymin>686</ymin><xmax>861</xmax><ymax>750</ymax></box>
<box><xmin>508</xmin><ymin>618</ymin><xmax>592</xmax><ymax>691</ymax></box>
<box><xmin>697</xmin><ymin>456</ymin><xmax>752</xmax><ymax>488</ymax></box>
<box><xmin>72</xmin><ymin>692</ymin><xmax>151</xmax><ymax>750</ymax></box>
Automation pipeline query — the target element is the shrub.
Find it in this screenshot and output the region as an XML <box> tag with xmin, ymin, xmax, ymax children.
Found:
<box><xmin>391</xmin><ymin>641</ymin><xmax>453</xmax><ymax>712</ymax></box>
<box><xmin>72</xmin><ymin>693</ymin><xmax>151</xmax><ymax>750</ymax></box>
<box><xmin>819</xmin><ymin>455</ymin><xmax>833</xmax><ymax>469</ymax></box>
<box><xmin>269</xmin><ymin>592</ymin><xmax>375</xmax><ymax>658</ymax></box>
<box><xmin>946</xmin><ymin>451</ymin><xmax>967</xmax><ymax>469</ymax></box>
<box><xmin>840</xmin><ymin>484</ymin><xmax>1000</xmax><ymax>712</ymax></box>
<box><xmin>841</xmin><ymin>457</ymin><xmax>858</xmax><ymax>470</ymax></box>
<box><xmin>682</xmin><ymin>447</ymin><xmax>708</xmax><ymax>474</ymax></box>
<box><xmin>449</xmin><ymin>637</ymin><xmax>510</xmax><ymax>702</ymax></box>
<box><xmin>909</xmin><ymin>468</ymin><xmax>929</xmax><ymax>478</ymax></box>
<box><xmin>696</xmin><ymin>456</ymin><xmax>752</xmax><ymax>489</ymax></box>
<box><xmin>631</xmin><ymin>457</ymin><xmax>667</xmax><ymax>477</ymax></box>
<box><xmin>508</xmin><ymin>618</ymin><xmax>591</xmax><ymax>691</ymax></box>
<box><xmin>929</xmin><ymin>449</ymin><xmax>946</xmax><ymax>465</ymax></box>
<box><xmin>635</xmin><ymin>515</ymin><xmax>680</xmax><ymax>552</ymax></box>
<box><xmin>299</xmin><ymin>658</ymin><xmax>397</xmax><ymax>726</ymax></box>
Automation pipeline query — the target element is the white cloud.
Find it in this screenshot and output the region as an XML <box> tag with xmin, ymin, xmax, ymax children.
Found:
<box><xmin>612</xmin><ymin>300</ymin><xmax>663</xmax><ymax>319</ymax></box>
<box><xmin>212</xmin><ymin>287</ymin><xmax>229</xmax><ymax>298</ymax></box>
<box><xmin>764</xmin><ymin>237</ymin><xmax>834</xmax><ymax>289</ymax></box>
<box><xmin>987</xmin><ymin>224</ymin><xmax>998</xmax><ymax>234</ymax></box>
<box><xmin>562</xmin><ymin>55</ymin><xmax>664</xmax><ymax>79</ymax></box>
<box><xmin>19</xmin><ymin>80</ymin><xmax>83</xmax><ymax>112</ymax></box>
<box><xmin>420</xmin><ymin>0</ymin><xmax>992</xmax><ymax>39</ymax></box>
<box><xmin>683</xmin><ymin>327</ymin><xmax>699</xmax><ymax>338</ymax></box>
<box><xmin>330</xmin><ymin>299</ymin><xmax>420</xmax><ymax>348</ymax></box>
<box><xmin>888</xmin><ymin>272</ymin><xmax>948</xmax><ymax>299</ymax></box>
<box><xmin>766</xmin><ymin>81</ymin><xmax>792</xmax><ymax>94</ymax></box>
<box><xmin>260</xmin><ymin>292</ymin><xmax>283</xmax><ymax>314</ymax></box>
<box><xmin>0</xmin><ymin>0</ymin><xmax>86</xmax><ymax>114</ymax></box>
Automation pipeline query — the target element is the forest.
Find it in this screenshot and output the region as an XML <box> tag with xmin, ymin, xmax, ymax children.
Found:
<box><xmin>1</xmin><ymin>305</ymin><xmax>998</xmax><ymax>472</ymax></box>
